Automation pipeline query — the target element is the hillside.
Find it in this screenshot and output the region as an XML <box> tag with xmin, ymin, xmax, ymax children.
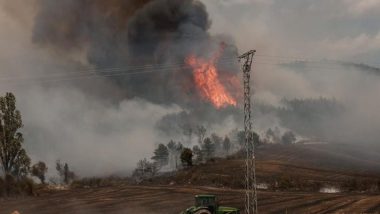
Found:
<box><xmin>257</xmin><ymin>143</ymin><xmax>380</xmax><ymax>175</ymax></box>
<box><xmin>151</xmin><ymin>143</ymin><xmax>380</xmax><ymax>190</ymax></box>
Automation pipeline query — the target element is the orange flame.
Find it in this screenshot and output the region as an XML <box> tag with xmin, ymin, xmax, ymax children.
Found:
<box><xmin>186</xmin><ymin>52</ymin><xmax>237</xmax><ymax>109</ymax></box>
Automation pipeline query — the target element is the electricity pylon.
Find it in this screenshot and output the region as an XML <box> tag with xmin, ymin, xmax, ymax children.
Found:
<box><xmin>238</xmin><ymin>50</ymin><xmax>258</xmax><ymax>214</ymax></box>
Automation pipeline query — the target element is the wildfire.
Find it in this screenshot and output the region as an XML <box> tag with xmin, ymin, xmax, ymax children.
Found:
<box><xmin>186</xmin><ymin>51</ymin><xmax>237</xmax><ymax>109</ymax></box>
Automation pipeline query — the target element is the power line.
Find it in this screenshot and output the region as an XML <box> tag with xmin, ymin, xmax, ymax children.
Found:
<box><xmin>0</xmin><ymin>65</ymin><xmax>191</xmax><ymax>86</ymax></box>
<box><xmin>0</xmin><ymin>56</ymin><xmax>239</xmax><ymax>80</ymax></box>
<box><xmin>255</xmin><ymin>54</ymin><xmax>380</xmax><ymax>68</ymax></box>
<box><xmin>0</xmin><ymin>55</ymin><xmax>378</xmax><ymax>86</ymax></box>
<box><xmin>0</xmin><ymin>59</ymin><xmax>239</xmax><ymax>86</ymax></box>
<box><xmin>0</xmin><ymin>59</ymin><xmax>239</xmax><ymax>84</ymax></box>
<box><xmin>0</xmin><ymin>54</ymin><xmax>345</xmax><ymax>80</ymax></box>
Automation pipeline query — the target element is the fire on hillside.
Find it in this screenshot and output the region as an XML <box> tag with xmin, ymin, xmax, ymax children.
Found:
<box><xmin>186</xmin><ymin>47</ymin><xmax>238</xmax><ymax>109</ymax></box>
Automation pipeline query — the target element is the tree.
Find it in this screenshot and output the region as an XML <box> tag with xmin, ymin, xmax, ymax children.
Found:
<box><xmin>223</xmin><ymin>136</ymin><xmax>232</xmax><ymax>155</ymax></box>
<box><xmin>56</xmin><ymin>160</ymin><xmax>75</xmax><ymax>184</ymax></box>
<box><xmin>192</xmin><ymin>145</ymin><xmax>203</xmax><ymax>164</ymax></box>
<box><xmin>63</xmin><ymin>163</ymin><xmax>75</xmax><ymax>184</ymax></box>
<box><xmin>167</xmin><ymin>140</ymin><xmax>179</xmax><ymax>169</ymax></box>
<box><xmin>151</xmin><ymin>144</ymin><xmax>169</xmax><ymax>167</ymax></box>
<box><xmin>252</xmin><ymin>131</ymin><xmax>261</xmax><ymax>146</ymax></box>
<box><xmin>166</xmin><ymin>140</ymin><xmax>184</xmax><ymax>169</ymax></box>
<box><xmin>167</xmin><ymin>140</ymin><xmax>176</xmax><ymax>152</ymax></box>
<box><xmin>281</xmin><ymin>131</ymin><xmax>296</xmax><ymax>145</ymax></box>
<box><xmin>266</xmin><ymin>127</ymin><xmax>281</xmax><ymax>143</ymax></box>
<box><xmin>202</xmin><ymin>137</ymin><xmax>215</xmax><ymax>159</ymax></box>
<box><xmin>64</xmin><ymin>163</ymin><xmax>69</xmax><ymax>184</ymax></box>
<box><xmin>274</xmin><ymin>127</ymin><xmax>281</xmax><ymax>139</ymax></box>
<box><xmin>236</xmin><ymin>130</ymin><xmax>245</xmax><ymax>148</ymax></box>
<box><xmin>12</xmin><ymin>149</ymin><xmax>31</xmax><ymax>179</ymax></box>
<box><xmin>265</xmin><ymin>128</ymin><xmax>276</xmax><ymax>143</ymax></box>
<box><xmin>195</xmin><ymin>125</ymin><xmax>207</xmax><ymax>145</ymax></box>
<box><xmin>0</xmin><ymin>92</ymin><xmax>30</xmax><ymax>178</ymax></box>
<box><xmin>236</xmin><ymin>130</ymin><xmax>261</xmax><ymax>149</ymax></box>
<box><xmin>31</xmin><ymin>161</ymin><xmax>48</xmax><ymax>184</ymax></box>
<box><xmin>211</xmin><ymin>133</ymin><xmax>223</xmax><ymax>154</ymax></box>
<box><xmin>132</xmin><ymin>158</ymin><xmax>158</xmax><ymax>181</ymax></box>
<box><xmin>175</xmin><ymin>142</ymin><xmax>184</xmax><ymax>169</ymax></box>
<box><xmin>56</xmin><ymin>160</ymin><xmax>62</xmax><ymax>174</ymax></box>
<box><xmin>176</xmin><ymin>142</ymin><xmax>184</xmax><ymax>153</ymax></box>
<box><xmin>180</xmin><ymin>148</ymin><xmax>193</xmax><ymax>167</ymax></box>
<box><xmin>181</xmin><ymin>123</ymin><xmax>193</xmax><ymax>144</ymax></box>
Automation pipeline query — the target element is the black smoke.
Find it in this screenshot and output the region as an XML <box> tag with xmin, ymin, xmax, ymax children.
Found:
<box><xmin>32</xmin><ymin>0</ymin><xmax>240</xmax><ymax>107</ymax></box>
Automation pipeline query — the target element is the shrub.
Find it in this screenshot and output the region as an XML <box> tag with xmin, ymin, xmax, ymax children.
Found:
<box><xmin>0</xmin><ymin>174</ymin><xmax>35</xmax><ymax>197</ymax></box>
<box><xmin>71</xmin><ymin>176</ymin><xmax>131</xmax><ymax>189</ymax></box>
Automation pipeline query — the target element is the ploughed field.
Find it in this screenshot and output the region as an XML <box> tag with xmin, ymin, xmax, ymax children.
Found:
<box><xmin>1</xmin><ymin>185</ymin><xmax>380</xmax><ymax>214</ymax></box>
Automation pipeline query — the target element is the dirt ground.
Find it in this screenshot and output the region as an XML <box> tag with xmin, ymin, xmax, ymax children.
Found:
<box><xmin>1</xmin><ymin>185</ymin><xmax>380</xmax><ymax>214</ymax></box>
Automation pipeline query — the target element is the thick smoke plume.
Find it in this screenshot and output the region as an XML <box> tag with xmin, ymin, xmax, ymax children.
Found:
<box><xmin>33</xmin><ymin>0</ymin><xmax>239</xmax><ymax>107</ymax></box>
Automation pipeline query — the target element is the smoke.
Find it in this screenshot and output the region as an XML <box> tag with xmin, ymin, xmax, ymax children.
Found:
<box><xmin>203</xmin><ymin>0</ymin><xmax>380</xmax><ymax>146</ymax></box>
<box><xmin>19</xmin><ymin>86</ymin><xmax>180</xmax><ymax>176</ymax></box>
<box><xmin>31</xmin><ymin>0</ymin><xmax>240</xmax><ymax>107</ymax></box>
<box><xmin>0</xmin><ymin>0</ymin><xmax>242</xmax><ymax>177</ymax></box>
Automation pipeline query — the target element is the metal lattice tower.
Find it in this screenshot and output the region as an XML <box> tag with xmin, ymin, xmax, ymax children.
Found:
<box><xmin>238</xmin><ymin>50</ymin><xmax>258</xmax><ymax>214</ymax></box>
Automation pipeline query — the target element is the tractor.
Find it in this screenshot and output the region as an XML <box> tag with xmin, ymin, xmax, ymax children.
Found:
<box><xmin>181</xmin><ymin>194</ymin><xmax>240</xmax><ymax>214</ymax></box>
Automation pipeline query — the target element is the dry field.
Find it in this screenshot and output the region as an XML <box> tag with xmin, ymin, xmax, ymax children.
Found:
<box><xmin>1</xmin><ymin>185</ymin><xmax>380</xmax><ymax>214</ymax></box>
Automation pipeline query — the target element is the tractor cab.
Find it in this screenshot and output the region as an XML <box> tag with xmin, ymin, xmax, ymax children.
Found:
<box><xmin>195</xmin><ymin>195</ymin><xmax>217</xmax><ymax>212</ymax></box>
<box><xmin>181</xmin><ymin>194</ymin><xmax>240</xmax><ymax>214</ymax></box>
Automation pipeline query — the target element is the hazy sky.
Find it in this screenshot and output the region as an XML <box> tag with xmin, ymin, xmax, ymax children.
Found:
<box><xmin>205</xmin><ymin>0</ymin><xmax>380</xmax><ymax>64</ymax></box>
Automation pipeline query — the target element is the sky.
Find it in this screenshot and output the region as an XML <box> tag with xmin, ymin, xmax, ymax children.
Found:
<box><xmin>204</xmin><ymin>0</ymin><xmax>380</xmax><ymax>64</ymax></box>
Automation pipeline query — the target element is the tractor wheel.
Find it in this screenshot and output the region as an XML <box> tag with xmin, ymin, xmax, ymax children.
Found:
<box><xmin>193</xmin><ymin>209</ymin><xmax>212</xmax><ymax>214</ymax></box>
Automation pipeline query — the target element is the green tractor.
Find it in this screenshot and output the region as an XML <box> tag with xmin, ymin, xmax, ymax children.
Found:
<box><xmin>181</xmin><ymin>194</ymin><xmax>240</xmax><ymax>214</ymax></box>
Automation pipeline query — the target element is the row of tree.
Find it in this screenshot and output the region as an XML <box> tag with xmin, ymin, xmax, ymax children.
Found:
<box><xmin>264</xmin><ymin>127</ymin><xmax>297</xmax><ymax>145</ymax></box>
<box><xmin>133</xmin><ymin>129</ymin><xmax>240</xmax><ymax>181</ymax></box>
<box><xmin>133</xmin><ymin>124</ymin><xmax>299</xmax><ymax>181</ymax></box>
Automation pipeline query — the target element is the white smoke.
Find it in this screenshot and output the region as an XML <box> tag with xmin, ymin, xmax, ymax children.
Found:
<box><xmin>0</xmin><ymin>4</ymin><xmax>182</xmax><ymax>177</ymax></box>
<box><xmin>19</xmin><ymin>87</ymin><xmax>181</xmax><ymax>176</ymax></box>
<box><xmin>204</xmin><ymin>0</ymin><xmax>380</xmax><ymax>145</ymax></box>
